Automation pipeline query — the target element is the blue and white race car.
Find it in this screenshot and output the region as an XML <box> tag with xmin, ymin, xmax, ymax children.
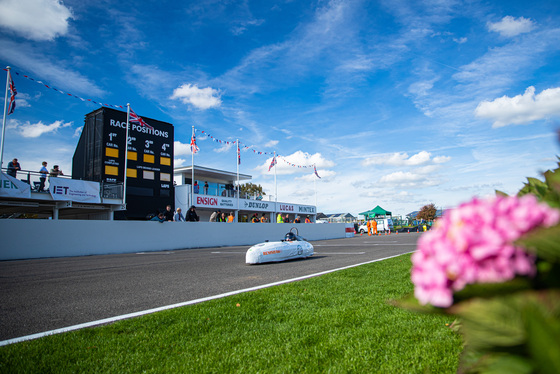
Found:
<box><xmin>246</xmin><ymin>228</ymin><xmax>314</xmax><ymax>264</ymax></box>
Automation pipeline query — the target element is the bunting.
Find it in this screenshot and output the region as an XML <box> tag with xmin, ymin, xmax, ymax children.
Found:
<box><xmin>6</xmin><ymin>68</ymin><xmax>125</xmax><ymax>109</ymax></box>
<box><xmin>5</xmin><ymin>66</ymin><xmax>324</xmax><ymax>177</ymax></box>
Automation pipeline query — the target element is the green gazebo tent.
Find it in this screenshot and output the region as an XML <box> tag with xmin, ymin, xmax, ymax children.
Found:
<box><xmin>359</xmin><ymin>205</ymin><xmax>392</xmax><ymax>219</ymax></box>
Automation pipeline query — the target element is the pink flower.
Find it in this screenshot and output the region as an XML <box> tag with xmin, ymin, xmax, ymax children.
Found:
<box><xmin>411</xmin><ymin>195</ymin><xmax>559</xmax><ymax>307</ymax></box>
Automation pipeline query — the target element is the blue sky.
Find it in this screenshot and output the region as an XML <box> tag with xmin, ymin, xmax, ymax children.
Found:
<box><xmin>1</xmin><ymin>0</ymin><xmax>559</xmax><ymax>217</ymax></box>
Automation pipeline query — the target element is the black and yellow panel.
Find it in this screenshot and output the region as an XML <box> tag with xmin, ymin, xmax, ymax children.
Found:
<box><xmin>143</xmin><ymin>154</ymin><xmax>155</xmax><ymax>163</ymax></box>
<box><xmin>160</xmin><ymin>172</ymin><xmax>171</xmax><ymax>182</ymax></box>
<box><xmin>105</xmin><ymin>165</ymin><xmax>118</xmax><ymax>176</ymax></box>
<box><xmin>143</xmin><ymin>170</ymin><xmax>155</xmax><ymax>180</ymax></box>
<box><xmin>126</xmin><ymin>168</ymin><xmax>137</xmax><ymax>178</ymax></box>
<box><xmin>160</xmin><ymin>156</ymin><xmax>171</xmax><ymax>166</ymax></box>
<box><xmin>127</xmin><ymin>151</ymin><xmax>137</xmax><ymax>161</ymax></box>
<box><xmin>105</xmin><ymin>147</ymin><xmax>119</xmax><ymax>158</ymax></box>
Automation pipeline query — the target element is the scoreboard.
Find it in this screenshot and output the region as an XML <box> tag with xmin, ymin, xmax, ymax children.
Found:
<box><xmin>73</xmin><ymin>107</ymin><xmax>174</xmax><ymax>219</ymax></box>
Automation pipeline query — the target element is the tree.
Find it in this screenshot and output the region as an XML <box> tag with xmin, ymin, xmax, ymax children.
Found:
<box><xmin>239</xmin><ymin>183</ymin><xmax>266</xmax><ymax>197</ymax></box>
<box><xmin>416</xmin><ymin>203</ymin><xmax>437</xmax><ymax>221</ymax></box>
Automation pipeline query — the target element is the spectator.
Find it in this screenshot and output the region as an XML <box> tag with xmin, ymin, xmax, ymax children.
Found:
<box><xmin>260</xmin><ymin>213</ymin><xmax>268</xmax><ymax>223</ymax></box>
<box><xmin>38</xmin><ymin>161</ymin><xmax>48</xmax><ymax>192</ymax></box>
<box><xmin>277</xmin><ymin>213</ymin><xmax>284</xmax><ymax>223</ymax></box>
<box><xmin>49</xmin><ymin>165</ymin><xmax>63</xmax><ymax>178</ymax></box>
<box><xmin>193</xmin><ymin>181</ymin><xmax>199</xmax><ymax>194</ymax></box>
<box><xmin>150</xmin><ymin>213</ymin><xmax>165</xmax><ymax>222</ymax></box>
<box><xmin>305</xmin><ymin>216</ymin><xmax>312</xmax><ymax>223</ymax></box>
<box><xmin>209</xmin><ymin>211</ymin><xmax>218</xmax><ymax>222</ymax></box>
<box><xmin>220</xmin><ymin>212</ymin><xmax>227</xmax><ymax>222</ymax></box>
<box><xmin>186</xmin><ymin>205</ymin><xmax>199</xmax><ymax>221</ymax></box>
<box><xmin>163</xmin><ymin>205</ymin><xmax>174</xmax><ymax>221</ymax></box>
<box><xmin>228</xmin><ymin>212</ymin><xmax>235</xmax><ymax>223</ymax></box>
<box><xmin>7</xmin><ymin>158</ymin><xmax>21</xmax><ymax>178</ymax></box>
<box><xmin>251</xmin><ymin>213</ymin><xmax>260</xmax><ymax>223</ymax></box>
<box><xmin>203</xmin><ymin>181</ymin><xmax>209</xmax><ymax>195</ymax></box>
<box><xmin>173</xmin><ymin>208</ymin><xmax>185</xmax><ymax>222</ymax></box>
<box><xmin>284</xmin><ymin>214</ymin><xmax>290</xmax><ymax>223</ymax></box>
<box><xmin>294</xmin><ymin>216</ymin><xmax>301</xmax><ymax>223</ymax></box>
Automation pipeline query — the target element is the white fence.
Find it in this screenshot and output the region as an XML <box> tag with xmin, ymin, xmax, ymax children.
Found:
<box><xmin>0</xmin><ymin>220</ymin><xmax>353</xmax><ymax>260</ymax></box>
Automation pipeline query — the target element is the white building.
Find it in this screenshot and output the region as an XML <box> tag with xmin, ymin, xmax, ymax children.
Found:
<box><xmin>174</xmin><ymin>165</ymin><xmax>317</xmax><ymax>223</ymax></box>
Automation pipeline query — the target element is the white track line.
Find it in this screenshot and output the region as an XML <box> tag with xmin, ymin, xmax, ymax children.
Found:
<box><xmin>0</xmin><ymin>251</ymin><xmax>414</xmax><ymax>347</ymax></box>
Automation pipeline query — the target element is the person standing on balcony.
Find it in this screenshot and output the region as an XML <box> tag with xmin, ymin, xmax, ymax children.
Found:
<box><xmin>38</xmin><ymin>161</ymin><xmax>48</xmax><ymax>192</ymax></box>
<box><xmin>7</xmin><ymin>158</ymin><xmax>21</xmax><ymax>178</ymax></box>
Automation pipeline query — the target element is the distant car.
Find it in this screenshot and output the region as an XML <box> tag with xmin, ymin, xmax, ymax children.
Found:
<box><xmin>246</xmin><ymin>227</ymin><xmax>314</xmax><ymax>264</ymax></box>
<box><xmin>358</xmin><ymin>218</ymin><xmax>394</xmax><ymax>234</ymax></box>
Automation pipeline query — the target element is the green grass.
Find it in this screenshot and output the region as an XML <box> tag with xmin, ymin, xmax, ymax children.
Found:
<box><xmin>0</xmin><ymin>255</ymin><xmax>462</xmax><ymax>373</ymax></box>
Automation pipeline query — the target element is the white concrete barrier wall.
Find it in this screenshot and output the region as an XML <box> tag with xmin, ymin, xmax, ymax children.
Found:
<box><xmin>0</xmin><ymin>220</ymin><xmax>351</xmax><ymax>260</ymax></box>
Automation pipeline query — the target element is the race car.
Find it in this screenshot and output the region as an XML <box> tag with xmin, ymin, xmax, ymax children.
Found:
<box><xmin>246</xmin><ymin>227</ymin><xmax>314</xmax><ymax>264</ymax></box>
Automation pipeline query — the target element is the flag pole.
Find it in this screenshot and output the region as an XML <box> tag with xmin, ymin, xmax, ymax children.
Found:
<box><xmin>314</xmin><ymin>164</ymin><xmax>317</xmax><ymax>208</ymax></box>
<box><xmin>0</xmin><ymin>66</ymin><xmax>11</xmax><ymax>170</ymax></box>
<box><xmin>236</xmin><ymin>139</ymin><xmax>240</xmax><ymax>222</ymax></box>
<box><xmin>274</xmin><ymin>151</ymin><xmax>277</xmax><ymax>223</ymax></box>
<box><xmin>191</xmin><ymin>125</ymin><xmax>195</xmax><ymax>204</ymax></box>
<box><xmin>123</xmin><ymin>103</ymin><xmax>130</xmax><ymax>205</ymax></box>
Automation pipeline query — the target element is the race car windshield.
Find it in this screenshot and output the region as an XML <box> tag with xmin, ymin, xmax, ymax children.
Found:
<box><xmin>284</xmin><ymin>232</ymin><xmax>298</xmax><ymax>241</ymax></box>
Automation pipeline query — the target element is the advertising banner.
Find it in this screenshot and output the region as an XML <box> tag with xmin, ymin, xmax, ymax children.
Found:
<box><xmin>240</xmin><ymin>200</ymin><xmax>273</xmax><ymax>212</ymax></box>
<box><xmin>0</xmin><ymin>172</ymin><xmax>31</xmax><ymax>198</ymax></box>
<box><xmin>297</xmin><ymin>204</ymin><xmax>316</xmax><ymax>214</ymax></box>
<box><xmin>49</xmin><ymin>178</ymin><xmax>101</xmax><ymax>203</ymax></box>
<box><xmin>194</xmin><ymin>195</ymin><xmax>238</xmax><ymax>210</ymax></box>
<box><xmin>278</xmin><ymin>203</ymin><xmax>296</xmax><ymax>213</ymax></box>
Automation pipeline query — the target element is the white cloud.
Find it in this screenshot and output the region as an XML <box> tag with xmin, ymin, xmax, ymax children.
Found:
<box><xmin>170</xmin><ymin>84</ymin><xmax>222</xmax><ymax>110</ymax></box>
<box><xmin>174</xmin><ymin>158</ymin><xmax>188</xmax><ymax>167</ymax></box>
<box><xmin>215</xmin><ymin>142</ymin><xmax>234</xmax><ymax>153</ymax></box>
<box><xmin>488</xmin><ymin>16</ymin><xmax>534</xmax><ymax>38</ymax></box>
<box><xmin>73</xmin><ymin>126</ymin><xmax>82</xmax><ymax>137</ymax></box>
<box><xmin>264</xmin><ymin>140</ymin><xmax>279</xmax><ymax>147</ymax></box>
<box><xmin>475</xmin><ymin>86</ymin><xmax>560</xmax><ymax>128</ymax></box>
<box><xmin>453</xmin><ymin>37</ymin><xmax>467</xmax><ymax>44</ymax></box>
<box><xmin>174</xmin><ymin>140</ymin><xmax>193</xmax><ymax>156</ymax></box>
<box><xmin>378</xmin><ymin>171</ymin><xmax>439</xmax><ymax>188</ymax></box>
<box><xmin>0</xmin><ymin>0</ymin><xmax>73</xmax><ymax>41</ymax></box>
<box><xmin>362</xmin><ymin>151</ymin><xmax>449</xmax><ymax>167</ymax></box>
<box><xmin>8</xmin><ymin>119</ymin><xmax>72</xmax><ymax>138</ymax></box>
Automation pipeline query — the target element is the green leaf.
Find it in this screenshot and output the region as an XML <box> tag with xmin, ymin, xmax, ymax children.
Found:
<box><xmin>450</xmin><ymin>296</ymin><xmax>526</xmax><ymax>351</ymax></box>
<box><xmin>495</xmin><ymin>190</ymin><xmax>509</xmax><ymax>197</ymax></box>
<box><xmin>524</xmin><ymin>294</ymin><xmax>560</xmax><ymax>374</ymax></box>
<box><xmin>517</xmin><ymin>224</ymin><xmax>560</xmax><ymax>263</ymax></box>
<box><xmin>480</xmin><ymin>354</ymin><xmax>534</xmax><ymax>374</ymax></box>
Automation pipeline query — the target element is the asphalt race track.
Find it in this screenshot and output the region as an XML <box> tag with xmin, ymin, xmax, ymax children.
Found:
<box><xmin>0</xmin><ymin>232</ymin><xmax>421</xmax><ymax>342</ymax></box>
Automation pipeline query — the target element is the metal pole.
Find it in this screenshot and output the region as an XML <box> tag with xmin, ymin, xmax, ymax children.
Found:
<box><xmin>0</xmin><ymin>66</ymin><xmax>11</xmax><ymax>169</ymax></box>
<box><xmin>191</xmin><ymin>125</ymin><xmax>195</xmax><ymax>205</ymax></box>
<box><xmin>123</xmin><ymin>104</ymin><xmax>130</xmax><ymax>205</ymax></box>
<box><xmin>274</xmin><ymin>151</ymin><xmax>277</xmax><ymax>223</ymax></box>
<box><xmin>237</xmin><ymin>140</ymin><xmax>240</xmax><ymax>222</ymax></box>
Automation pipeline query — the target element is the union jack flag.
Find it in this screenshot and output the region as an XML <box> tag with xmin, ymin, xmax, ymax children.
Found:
<box><xmin>129</xmin><ymin>108</ymin><xmax>154</xmax><ymax>130</ymax></box>
<box><xmin>190</xmin><ymin>133</ymin><xmax>199</xmax><ymax>154</ymax></box>
<box><xmin>268</xmin><ymin>156</ymin><xmax>276</xmax><ymax>171</ymax></box>
<box><xmin>7</xmin><ymin>71</ymin><xmax>16</xmax><ymax>115</ymax></box>
<box><xmin>314</xmin><ymin>165</ymin><xmax>321</xmax><ymax>179</ymax></box>
<box><xmin>237</xmin><ymin>142</ymin><xmax>241</xmax><ymax>165</ymax></box>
